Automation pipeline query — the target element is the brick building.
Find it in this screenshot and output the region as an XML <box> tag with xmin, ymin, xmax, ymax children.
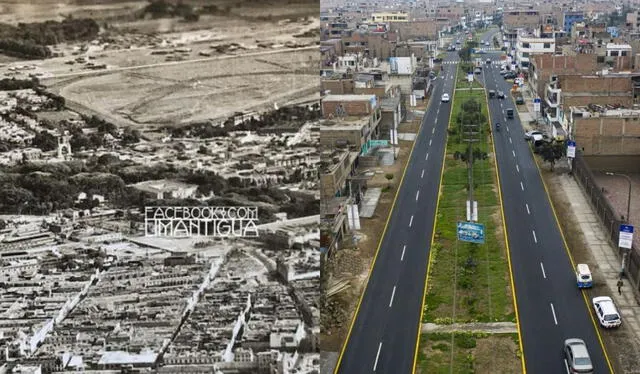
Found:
<box><xmin>530</xmin><ymin>54</ymin><xmax>599</xmax><ymax>99</ymax></box>
<box><xmin>503</xmin><ymin>9</ymin><xmax>541</xmax><ymax>30</ymax></box>
<box><xmin>321</xmin><ymin>94</ymin><xmax>378</xmax><ymax>118</ymax></box>
<box><xmin>389</xmin><ymin>20</ymin><xmax>438</xmax><ymax>41</ymax></box>
<box><xmin>319</xmin><ymin>150</ymin><xmax>359</xmax><ymax>201</ymax></box>
<box><xmin>436</xmin><ymin>4</ymin><xmax>464</xmax><ymax>21</ymax></box>
<box><xmin>569</xmin><ymin>107</ymin><xmax>640</xmax><ymax>155</ymax></box>
<box><xmin>560</xmin><ymin>75</ymin><xmax>633</xmax><ymax>108</ymax></box>
<box><xmin>342</xmin><ymin>32</ymin><xmax>396</xmax><ymax>59</ymax></box>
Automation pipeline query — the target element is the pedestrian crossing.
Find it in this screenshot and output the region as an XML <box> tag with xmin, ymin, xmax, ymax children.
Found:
<box><xmin>441</xmin><ymin>60</ymin><xmax>506</xmax><ymax>65</ymax></box>
<box><xmin>475</xmin><ymin>47</ymin><xmax>502</xmax><ymax>52</ymax></box>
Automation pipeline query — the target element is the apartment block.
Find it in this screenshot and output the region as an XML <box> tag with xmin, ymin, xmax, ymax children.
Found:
<box><xmin>515</xmin><ymin>34</ymin><xmax>556</xmax><ymax>70</ymax></box>
<box><xmin>319</xmin><ymin>149</ymin><xmax>359</xmax><ymax>203</ymax></box>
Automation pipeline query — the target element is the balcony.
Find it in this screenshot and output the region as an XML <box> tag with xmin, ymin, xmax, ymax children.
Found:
<box><xmin>545</xmin><ymin>90</ymin><xmax>559</xmax><ymax>108</ymax></box>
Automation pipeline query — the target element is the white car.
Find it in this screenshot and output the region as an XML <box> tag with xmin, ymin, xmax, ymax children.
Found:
<box><xmin>524</xmin><ymin>130</ymin><xmax>542</xmax><ymax>140</ymax></box>
<box><xmin>592</xmin><ymin>296</ymin><xmax>622</xmax><ymax>328</ymax></box>
<box><xmin>441</xmin><ymin>93</ymin><xmax>450</xmax><ymax>103</ymax></box>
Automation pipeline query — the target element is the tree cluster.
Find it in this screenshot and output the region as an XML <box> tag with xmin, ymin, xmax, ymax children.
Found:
<box><xmin>170</xmin><ymin>104</ymin><xmax>321</xmax><ymax>139</ymax></box>
<box><xmin>0</xmin><ymin>77</ymin><xmax>40</xmax><ymax>91</ymax></box>
<box><xmin>142</xmin><ymin>0</ymin><xmax>200</xmax><ymax>22</ymax></box>
<box><xmin>454</xmin><ymin>98</ymin><xmax>487</xmax><ymax>144</ymax></box>
<box><xmin>0</xmin><ymin>156</ymin><xmax>317</xmax><ymax>221</ymax></box>
<box><xmin>0</xmin><ymin>18</ymin><xmax>99</xmax><ymax>59</ymax></box>
<box><xmin>34</xmin><ymin>87</ymin><xmax>65</xmax><ymax>110</ymax></box>
<box><xmin>0</xmin><ymin>39</ymin><xmax>51</xmax><ymax>59</ymax></box>
<box><xmin>61</xmin><ymin>115</ymin><xmax>140</xmax><ymax>151</ymax></box>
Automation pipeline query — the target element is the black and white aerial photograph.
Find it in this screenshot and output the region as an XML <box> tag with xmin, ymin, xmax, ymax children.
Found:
<box><xmin>0</xmin><ymin>1</ymin><xmax>320</xmax><ymax>373</ymax></box>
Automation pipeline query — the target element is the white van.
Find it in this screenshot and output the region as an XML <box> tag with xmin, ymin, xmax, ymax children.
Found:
<box><xmin>576</xmin><ymin>263</ymin><xmax>592</xmax><ymax>288</ymax></box>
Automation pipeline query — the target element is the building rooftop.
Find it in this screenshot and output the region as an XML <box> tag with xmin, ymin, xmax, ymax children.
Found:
<box><xmin>322</xmin><ymin>94</ymin><xmax>376</xmax><ymax>102</ymax></box>
<box><xmin>570</xmin><ymin>105</ymin><xmax>640</xmax><ymax>117</ymax></box>
<box><xmin>319</xmin><ymin>117</ymin><xmax>370</xmax><ymax>131</ymax></box>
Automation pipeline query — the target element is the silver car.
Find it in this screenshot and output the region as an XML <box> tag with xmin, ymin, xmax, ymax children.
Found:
<box><xmin>564</xmin><ymin>338</ymin><xmax>593</xmax><ymax>373</ymax></box>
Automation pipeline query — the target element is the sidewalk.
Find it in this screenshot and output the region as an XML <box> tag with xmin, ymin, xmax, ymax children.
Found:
<box><xmin>554</xmin><ymin>173</ymin><xmax>640</xmax><ymax>373</ymax></box>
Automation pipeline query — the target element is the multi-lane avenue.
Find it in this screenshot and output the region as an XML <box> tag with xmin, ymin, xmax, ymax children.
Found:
<box><xmin>481</xmin><ymin>36</ymin><xmax>614</xmax><ymax>372</ymax></box>
<box><xmin>335</xmin><ymin>27</ymin><xmax>615</xmax><ymax>373</ymax></box>
<box><xmin>333</xmin><ymin>53</ymin><xmax>459</xmax><ymax>373</ymax></box>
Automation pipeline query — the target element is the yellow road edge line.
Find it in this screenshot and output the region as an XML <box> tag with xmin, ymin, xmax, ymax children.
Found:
<box><xmin>528</xmin><ymin>145</ymin><xmax>615</xmax><ymax>374</ymax></box>
<box><xmin>411</xmin><ymin>61</ymin><xmax>456</xmax><ymax>374</ymax></box>
<box><xmin>332</xmin><ymin>76</ymin><xmax>431</xmax><ymax>374</ymax></box>
<box><xmin>485</xmin><ymin>79</ymin><xmax>527</xmax><ymax>373</ymax></box>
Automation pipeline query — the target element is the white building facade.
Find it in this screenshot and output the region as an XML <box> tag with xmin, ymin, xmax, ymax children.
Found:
<box><xmin>515</xmin><ymin>35</ymin><xmax>555</xmax><ymax>70</ymax></box>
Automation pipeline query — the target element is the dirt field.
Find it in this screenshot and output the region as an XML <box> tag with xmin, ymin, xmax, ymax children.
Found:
<box><xmin>0</xmin><ymin>1</ymin><xmax>320</xmax><ymax>129</ymax></box>
<box><xmin>322</xmin><ymin>101</ymin><xmax>425</xmax><ymax>353</ymax></box>
<box><xmin>47</xmin><ymin>47</ymin><xmax>319</xmax><ymax>128</ymax></box>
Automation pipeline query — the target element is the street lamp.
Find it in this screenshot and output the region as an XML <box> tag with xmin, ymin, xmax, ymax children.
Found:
<box><xmin>605</xmin><ymin>171</ymin><xmax>633</xmax><ymax>278</ymax></box>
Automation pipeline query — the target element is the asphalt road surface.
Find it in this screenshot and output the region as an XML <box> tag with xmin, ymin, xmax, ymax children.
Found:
<box><xmin>334</xmin><ymin>54</ymin><xmax>459</xmax><ymax>374</ymax></box>
<box><xmin>481</xmin><ymin>51</ymin><xmax>613</xmax><ymax>372</ymax></box>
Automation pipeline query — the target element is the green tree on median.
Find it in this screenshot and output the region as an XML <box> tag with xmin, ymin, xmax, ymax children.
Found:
<box><xmin>455</xmin><ymin>98</ymin><xmax>487</xmax><ymax>144</ymax></box>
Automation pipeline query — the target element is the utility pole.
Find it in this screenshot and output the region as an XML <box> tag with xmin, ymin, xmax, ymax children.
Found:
<box><xmin>463</xmin><ymin>84</ymin><xmax>480</xmax><ymax>222</ymax></box>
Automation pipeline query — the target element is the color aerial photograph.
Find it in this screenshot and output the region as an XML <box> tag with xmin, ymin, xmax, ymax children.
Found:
<box><xmin>0</xmin><ymin>0</ymin><xmax>320</xmax><ymax>373</ymax></box>
<box><xmin>319</xmin><ymin>0</ymin><xmax>640</xmax><ymax>373</ymax></box>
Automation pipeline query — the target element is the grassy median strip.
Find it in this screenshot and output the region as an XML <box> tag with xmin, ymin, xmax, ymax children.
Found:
<box><xmin>416</xmin><ymin>63</ymin><xmax>519</xmax><ymax>373</ymax></box>
<box><xmin>418</xmin><ymin>332</ymin><xmax>521</xmax><ymax>374</ymax></box>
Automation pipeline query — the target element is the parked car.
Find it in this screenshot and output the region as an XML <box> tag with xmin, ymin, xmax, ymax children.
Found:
<box><xmin>474</xmin><ymin>68</ymin><xmax>482</xmax><ymax>74</ymax></box>
<box><xmin>488</xmin><ymin>90</ymin><xmax>496</xmax><ymax>98</ymax></box>
<box><xmin>497</xmin><ymin>90</ymin><xmax>505</xmax><ymax>99</ymax></box>
<box><xmin>592</xmin><ymin>296</ymin><xmax>622</xmax><ymax>328</ymax></box>
<box><xmin>564</xmin><ymin>339</ymin><xmax>594</xmax><ymax>374</ymax></box>
<box><xmin>486</xmin><ymin>58</ymin><xmax>492</xmax><ymax>64</ymax></box>
<box><xmin>524</xmin><ymin>130</ymin><xmax>543</xmax><ymax>140</ymax></box>
<box><xmin>441</xmin><ymin>93</ymin><xmax>450</xmax><ymax>103</ymax></box>
<box><xmin>515</xmin><ymin>96</ymin><xmax>524</xmax><ymax>105</ymax></box>
<box><xmin>504</xmin><ymin>72</ymin><xmax>517</xmax><ymax>79</ymax></box>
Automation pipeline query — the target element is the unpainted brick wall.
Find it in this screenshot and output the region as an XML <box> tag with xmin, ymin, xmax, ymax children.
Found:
<box><xmin>575</xmin><ymin>116</ymin><xmax>640</xmax><ymax>155</ymax></box>
<box><xmin>322</xmin><ymin>100</ymin><xmax>372</xmax><ymax>117</ymax></box>
<box><xmin>321</xmin><ymin>80</ymin><xmax>355</xmax><ymax>95</ymax></box>
<box><xmin>389</xmin><ymin>21</ymin><xmax>437</xmax><ymax>41</ymax></box>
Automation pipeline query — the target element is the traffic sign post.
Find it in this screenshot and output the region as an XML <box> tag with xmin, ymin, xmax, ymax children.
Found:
<box><xmin>619</xmin><ymin>224</ymin><xmax>634</xmax><ymax>277</ymax></box>
<box><xmin>566</xmin><ymin>140</ymin><xmax>576</xmax><ymax>158</ymax></box>
<box><xmin>533</xmin><ymin>98</ymin><xmax>541</xmax><ymax>113</ymax></box>
<box><xmin>619</xmin><ymin>224</ymin><xmax>634</xmax><ymax>249</ymax></box>
<box><xmin>457</xmin><ymin>222</ymin><xmax>485</xmax><ymax>244</ymax></box>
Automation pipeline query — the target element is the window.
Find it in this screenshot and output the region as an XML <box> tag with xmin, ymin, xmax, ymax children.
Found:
<box><xmin>543</xmin><ymin>43</ymin><xmax>551</xmax><ymax>48</ymax></box>
<box><xmin>523</xmin><ymin>42</ymin><xmax>530</xmax><ymax>48</ymax></box>
<box><xmin>597</xmin><ymin>56</ymin><xmax>605</xmax><ymax>63</ymax></box>
<box><xmin>610</xmin><ymin>50</ymin><xmax>619</xmax><ymax>56</ymax></box>
<box><xmin>622</xmin><ymin>51</ymin><xmax>628</xmax><ymax>56</ymax></box>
